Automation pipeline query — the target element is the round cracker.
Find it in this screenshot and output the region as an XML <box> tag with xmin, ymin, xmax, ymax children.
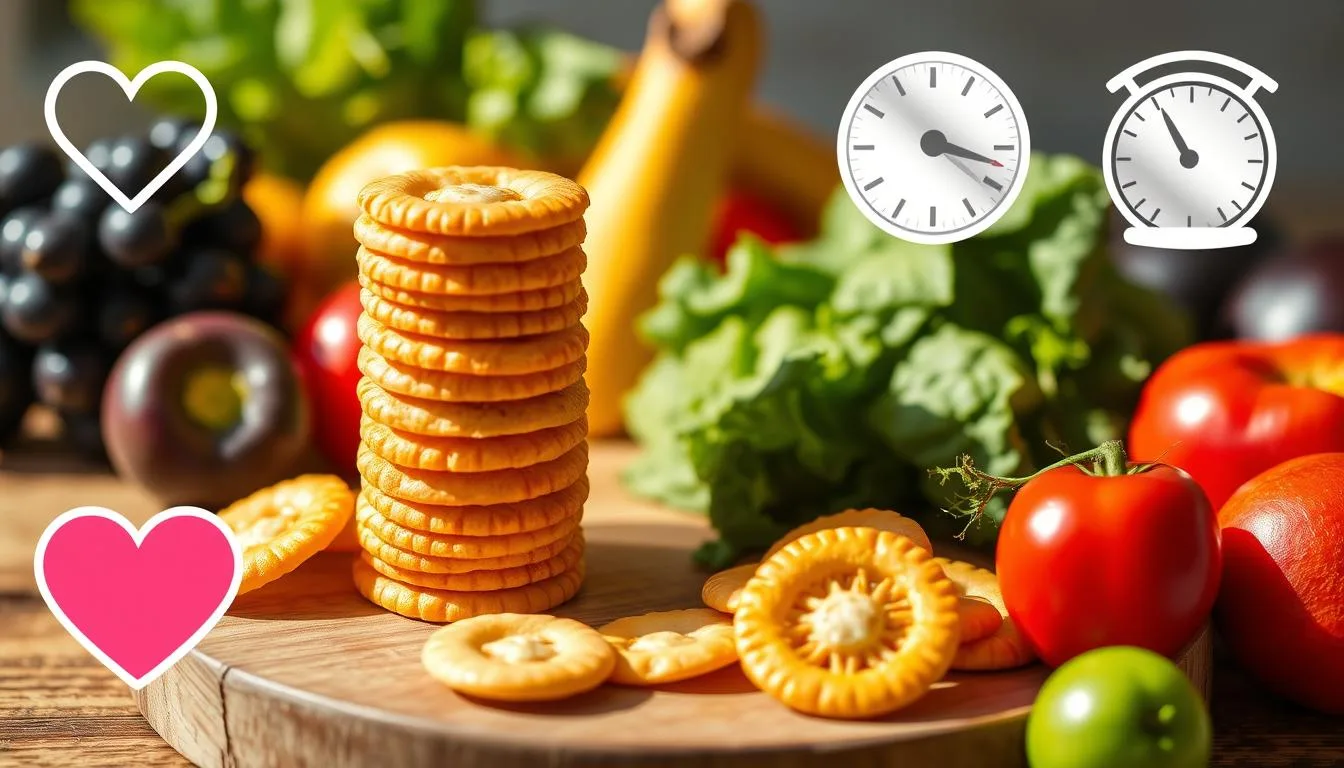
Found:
<box><xmin>219</xmin><ymin>475</ymin><xmax>355</xmax><ymax>594</ymax></box>
<box><xmin>359</xmin><ymin>288</ymin><xmax>587</xmax><ymax>340</ymax></box>
<box><xmin>701</xmin><ymin>563</ymin><xmax>757</xmax><ymax>614</ymax></box>
<box><xmin>354</xmin><ymin>214</ymin><xmax>587</xmax><ymax>265</ymax></box>
<box><xmin>421</xmin><ymin>613</ymin><xmax>613</xmax><ymax>701</ymax></box>
<box><xmin>361</xmin><ymin>480</ymin><xmax>588</xmax><ymax>537</ymax></box>
<box><xmin>357</xmin><ymin>523</ymin><xmax>578</xmax><ymax>573</ymax></box>
<box><xmin>359</xmin><ymin>275</ymin><xmax>584</xmax><ymax>313</ymax></box>
<box><xmin>357</xmin><ymin>378</ymin><xmax>589</xmax><ymax>437</ymax></box>
<box><xmin>360</xmin><ymin>415</ymin><xmax>587</xmax><ymax>473</ymax></box>
<box><xmin>358</xmin><ymin>245</ymin><xmax>586</xmax><ymax>296</ymax></box>
<box><xmin>357</xmin><ymin>314</ymin><xmax>588</xmax><ymax>375</ymax></box>
<box><xmin>358</xmin><ymin>347</ymin><xmax>585</xmax><ymax>403</ymax></box>
<box><xmin>356</xmin><ymin>491</ymin><xmax>581</xmax><ymax>558</ymax></box>
<box><xmin>358</xmin><ymin>443</ymin><xmax>588</xmax><ymax>507</ymax></box>
<box><xmin>600</xmin><ymin>609</ymin><xmax>738</xmax><ymax>686</ymax></box>
<box><xmin>933</xmin><ymin>557</ymin><xmax>1036</xmax><ymax>671</ymax></box>
<box><xmin>360</xmin><ymin>535</ymin><xmax>583</xmax><ymax>591</ymax></box>
<box><xmin>358</xmin><ymin>167</ymin><xmax>589</xmax><ymax>236</ymax></box>
<box><xmin>353</xmin><ymin>556</ymin><xmax>586</xmax><ymax>623</ymax></box>
<box><xmin>765</xmin><ymin>508</ymin><xmax>932</xmax><ymax>561</ymax></box>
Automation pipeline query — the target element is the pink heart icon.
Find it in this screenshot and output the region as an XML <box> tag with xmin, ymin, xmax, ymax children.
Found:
<box><xmin>34</xmin><ymin>507</ymin><xmax>242</xmax><ymax>690</ymax></box>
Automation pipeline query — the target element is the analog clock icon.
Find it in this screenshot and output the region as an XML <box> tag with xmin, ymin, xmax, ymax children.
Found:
<box><xmin>837</xmin><ymin>51</ymin><xmax>1031</xmax><ymax>245</ymax></box>
<box><xmin>1103</xmin><ymin>51</ymin><xmax>1278</xmax><ymax>249</ymax></box>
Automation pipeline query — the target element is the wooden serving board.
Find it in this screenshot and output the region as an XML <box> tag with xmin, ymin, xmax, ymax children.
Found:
<box><xmin>2</xmin><ymin>438</ymin><xmax>1210</xmax><ymax>768</ymax></box>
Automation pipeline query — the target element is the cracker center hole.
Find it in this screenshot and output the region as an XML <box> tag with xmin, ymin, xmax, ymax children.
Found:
<box><xmin>806</xmin><ymin>588</ymin><xmax>880</xmax><ymax>653</ymax></box>
<box><xmin>482</xmin><ymin>634</ymin><xmax>557</xmax><ymax>664</ymax></box>
<box><xmin>426</xmin><ymin>183</ymin><xmax>522</xmax><ymax>204</ymax></box>
<box><xmin>629</xmin><ymin>631</ymin><xmax>697</xmax><ymax>653</ymax></box>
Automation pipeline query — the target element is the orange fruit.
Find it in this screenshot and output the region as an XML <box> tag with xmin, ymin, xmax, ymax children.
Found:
<box><xmin>295</xmin><ymin>121</ymin><xmax>519</xmax><ymax>325</ymax></box>
<box><xmin>242</xmin><ymin>173</ymin><xmax>305</xmax><ymax>283</ymax></box>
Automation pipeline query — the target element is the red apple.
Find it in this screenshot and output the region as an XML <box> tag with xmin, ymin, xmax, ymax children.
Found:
<box><xmin>293</xmin><ymin>282</ymin><xmax>362</xmax><ymax>478</ymax></box>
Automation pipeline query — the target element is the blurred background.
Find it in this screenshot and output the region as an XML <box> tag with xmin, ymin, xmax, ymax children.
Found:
<box><xmin>2</xmin><ymin>0</ymin><xmax>1341</xmax><ymax>232</ymax></box>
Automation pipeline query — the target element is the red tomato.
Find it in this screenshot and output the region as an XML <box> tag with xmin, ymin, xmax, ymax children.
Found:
<box><xmin>1129</xmin><ymin>334</ymin><xmax>1344</xmax><ymax>510</ymax></box>
<box><xmin>1217</xmin><ymin>453</ymin><xmax>1344</xmax><ymax>714</ymax></box>
<box><xmin>292</xmin><ymin>282</ymin><xmax>362</xmax><ymax>478</ymax></box>
<box><xmin>709</xmin><ymin>189</ymin><xmax>800</xmax><ymax>263</ymax></box>
<box><xmin>996</xmin><ymin>447</ymin><xmax>1221</xmax><ymax>668</ymax></box>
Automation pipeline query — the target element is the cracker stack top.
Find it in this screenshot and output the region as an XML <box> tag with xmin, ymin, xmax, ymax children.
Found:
<box><xmin>349</xmin><ymin>166</ymin><xmax>593</xmax><ymax>624</ymax></box>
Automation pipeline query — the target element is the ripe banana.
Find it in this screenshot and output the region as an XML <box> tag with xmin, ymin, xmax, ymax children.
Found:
<box><xmin>731</xmin><ymin>106</ymin><xmax>839</xmax><ymax>237</ymax></box>
<box><xmin>579</xmin><ymin>0</ymin><xmax>763</xmax><ymax>438</ymax></box>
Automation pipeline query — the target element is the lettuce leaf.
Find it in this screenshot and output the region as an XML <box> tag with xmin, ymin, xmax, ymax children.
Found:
<box><xmin>623</xmin><ymin>154</ymin><xmax>1192</xmax><ymax>568</ymax></box>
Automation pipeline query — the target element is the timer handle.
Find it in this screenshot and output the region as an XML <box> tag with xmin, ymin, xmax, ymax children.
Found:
<box><xmin>1106</xmin><ymin>50</ymin><xmax>1278</xmax><ymax>97</ymax></box>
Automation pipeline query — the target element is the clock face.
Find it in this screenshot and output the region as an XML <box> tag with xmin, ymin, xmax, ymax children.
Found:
<box><xmin>838</xmin><ymin>53</ymin><xmax>1030</xmax><ymax>245</ymax></box>
<box><xmin>1109</xmin><ymin>80</ymin><xmax>1270</xmax><ymax>228</ymax></box>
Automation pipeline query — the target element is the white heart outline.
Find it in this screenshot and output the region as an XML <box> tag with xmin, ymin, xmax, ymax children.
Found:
<box><xmin>32</xmin><ymin>506</ymin><xmax>242</xmax><ymax>691</ymax></box>
<box><xmin>43</xmin><ymin>60</ymin><xmax>219</xmax><ymax>214</ymax></box>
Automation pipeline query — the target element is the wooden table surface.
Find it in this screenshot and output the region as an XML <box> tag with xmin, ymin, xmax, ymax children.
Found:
<box><xmin>1</xmin><ymin>433</ymin><xmax>1342</xmax><ymax>766</ymax></box>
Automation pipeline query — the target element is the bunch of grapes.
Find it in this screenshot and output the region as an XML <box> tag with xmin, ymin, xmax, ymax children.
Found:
<box><xmin>0</xmin><ymin>119</ymin><xmax>286</xmax><ymax>457</ymax></box>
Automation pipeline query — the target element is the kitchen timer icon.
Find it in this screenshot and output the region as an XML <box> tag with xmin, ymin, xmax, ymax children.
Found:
<box><xmin>1102</xmin><ymin>51</ymin><xmax>1278</xmax><ymax>250</ymax></box>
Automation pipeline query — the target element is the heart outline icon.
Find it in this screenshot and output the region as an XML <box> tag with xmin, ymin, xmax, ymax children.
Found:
<box><xmin>43</xmin><ymin>60</ymin><xmax>218</xmax><ymax>214</ymax></box>
<box><xmin>33</xmin><ymin>506</ymin><xmax>242</xmax><ymax>691</ymax></box>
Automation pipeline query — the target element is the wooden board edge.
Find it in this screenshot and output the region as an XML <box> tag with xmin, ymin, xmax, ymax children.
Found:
<box><xmin>135</xmin><ymin>650</ymin><xmax>231</xmax><ymax>768</ymax></box>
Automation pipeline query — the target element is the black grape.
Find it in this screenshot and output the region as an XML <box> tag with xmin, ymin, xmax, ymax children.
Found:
<box><xmin>98</xmin><ymin>202</ymin><xmax>176</xmax><ymax>268</ymax></box>
<box><xmin>51</xmin><ymin>177</ymin><xmax>110</xmax><ymax>224</ymax></box>
<box><xmin>0</xmin><ymin>206</ymin><xmax>44</xmax><ymax>274</ymax></box>
<box><xmin>32</xmin><ymin>341</ymin><xmax>108</xmax><ymax>415</ymax></box>
<box><xmin>1</xmin><ymin>272</ymin><xmax>78</xmax><ymax>344</ymax></box>
<box><xmin>0</xmin><ymin>143</ymin><xmax>63</xmax><ymax>211</ymax></box>
<box><xmin>20</xmin><ymin>212</ymin><xmax>87</xmax><ymax>284</ymax></box>
<box><xmin>166</xmin><ymin>247</ymin><xmax>248</xmax><ymax>312</ymax></box>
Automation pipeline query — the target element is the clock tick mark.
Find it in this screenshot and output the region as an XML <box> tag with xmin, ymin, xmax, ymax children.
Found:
<box><xmin>1187</xmin><ymin>216</ymin><xmax>1193</xmax><ymax>227</ymax></box>
<box><xmin>1241</xmin><ymin>181</ymin><xmax>1256</xmax><ymax>191</ymax></box>
<box><xmin>983</xmin><ymin>104</ymin><xmax>1003</xmax><ymax>119</ymax></box>
<box><xmin>1189</xmin><ymin>86</ymin><xmax>1194</xmax><ymax>103</ymax></box>
<box><xmin>963</xmin><ymin>198</ymin><xmax>976</xmax><ymax>216</ymax></box>
<box><xmin>863</xmin><ymin>177</ymin><xmax>884</xmax><ymax>191</ymax></box>
<box><xmin>1135</xmin><ymin>198</ymin><xmax>1147</xmax><ymax>210</ymax></box>
<box><xmin>1121</xmin><ymin>181</ymin><xmax>1137</xmax><ymax>189</ymax></box>
<box><xmin>929</xmin><ymin>67</ymin><xmax>937</xmax><ymax>88</ymax></box>
<box><xmin>1244</xmin><ymin>132</ymin><xmax>1259</xmax><ymax>141</ymax></box>
<box><xmin>993</xmin><ymin>145</ymin><xmax>1014</xmax><ymax>151</ymax></box>
<box><xmin>1134</xmin><ymin>112</ymin><xmax>1146</xmax><ymax>122</ymax></box>
<box><xmin>853</xmin><ymin>144</ymin><xmax>875</xmax><ymax>150</ymax></box>
<box><xmin>892</xmin><ymin>198</ymin><xmax>906</xmax><ymax>219</ymax></box>
<box><xmin>1151</xmin><ymin>208</ymin><xmax>1161</xmax><ymax>223</ymax></box>
<box><xmin>864</xmin><ymin>104</ymin><xmax>885</xmax><ymax>118</ymax></box>
<box><xmin>1218</xmin><ymin>207</ymin><xmax>1227</xmax><ymax>221</ymax></box>
<box><xmin>983</xmin><ymin>176</ymin><xmax>1003</xmax><ymax>191</ymax></box>
<box><xmin>1221</xmin><ymin>98</ymin><xmax>1230</xmax><ymax>112</ymax></box>
<box><xmin>1233</xmin><ymin>200</ymin><xmax>1244</xmax><ymax>211</ymax></box>
<box><xmin>1237</xmin><ymin>113</ymin><xmax>1250</xmax><ymax>123</ymax></box>
<box><xmin>892</xmin><ymin>76</ymin><xmax>905</xmax><ymax>96</ymax></box>
<box><xmin>962</xmin><ymin>76</ymin><xmax>975</xmax><ymax>96</ymax></box>
<box><xmin>929</xmin><ymin>206</ymin><xmax>937</xmax><ymax>227</ymax></box>
<box><xmin>1123</xmin><ymin>129</ymin><xmax>1138</xmax><ymax>137</ymax></box>
<box><xmin>1116</xmin><ymin>156</ymin><xmax>1132</xmax><ymax>162</ymax></box>
<box><xmin>1248</xmin><ymin>158</ymin><xmax>1264</xmax><ymax>163</ymax></box>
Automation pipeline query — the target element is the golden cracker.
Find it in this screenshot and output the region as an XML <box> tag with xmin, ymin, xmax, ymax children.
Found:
<box><xmin>421</xmin><ymin>613</ymin><xmax>613</xmax><ymax>701</ymax></box>
<box><xmin>353</xmin><ymin>556</ymin><xmax>586</xmax><ymax>622</ymax></box>
<box><xmin>359</xmin><ymin>274</ymin><xmax>584</xmax><ymax>313</ymax></box>
<box><xmin>357</xmin><ymin>443</ymin><xmax>588</xmax><ymax>506</ymax></box>
<box><xmin>357</xmin><ymin>314</ymin><xmax>588</xmax><ymax>375</ymax></box>
<box><xmin>219</xmin><ymin>475</ymin><xmax>354</xmax><ymax>595</ymax></box>
<box><xmin>360</xmin><ymin>534</ymin><xmax>583</xmax><ymax>591</ymax></box>
<box><xmin>356</xmin><ymin>491</ymin><xmax>581</xmax><ymax>557</ymax></box>
<box><xmin>357</xmin><ymin>245</ymin><xmax>586</xmax><ymax>296</ymax></box>
<box><xmin>358</xmin><ymin>167</ymin><xmax>589</xmax><ymax>236</ymax></box>
<box><xmin>354</xmin><ymin>214</ymin><xmax>587</xmax><ymax>265</ymax></box>
<box><xmin>356</xmin><ymin>522</ymin><xmax>578</xmax><ymax>572</ymax></box>
<box><xmin>357</xmin><ymin>377</ymin><xmax>588</xmax><ymax>437</ymax></box>
<box><xmin>358</xmin><ymin>347</ymin><xmax>585</xmax><ymax>403</ymax></box>
<box><xmin>360</xmin><ymin>288</ymin><xmax>587</xmax><ymax>340</ymax></box>
<box><xmin>359</xmin><ymin>415</ymin><xmax>588</xmax><ymax>472</ymax></box>
<box><xmin>361</xmin><ymin>480</ymin><xmax>587</xmax><ymax>537</ymax></box>
<box><xmin>600</xmin><ymin>609</ymin><xmax>738</xmax><ymax>686</ymax></box>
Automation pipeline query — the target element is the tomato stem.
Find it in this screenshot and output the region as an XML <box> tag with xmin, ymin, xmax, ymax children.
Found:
<box><xmin>930</xmin><ymin>440</ymin><xmax>1130</xmax><ymax>537</ymax></box>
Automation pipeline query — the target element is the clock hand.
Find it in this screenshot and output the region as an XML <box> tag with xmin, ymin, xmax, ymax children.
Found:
<box><xmin>944</xmin><ymin>154</ymin><xmax>981</xmax><ymax>184</ymax></box>
<box><xmin>1160</xmin><ymin>110</ymin><xmax>1200</xmax><ymax>169</ymax></box>
<box><xmin>920</xmin><ymin>130</ymin><xmax>1004</xmax><ymax>167</ymax></box>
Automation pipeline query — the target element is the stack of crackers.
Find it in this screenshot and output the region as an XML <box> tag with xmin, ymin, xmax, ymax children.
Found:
<box><xmin>346</xmin><ymin>167</ymin><xmax>592</xmax><ymax>623</ymax></box>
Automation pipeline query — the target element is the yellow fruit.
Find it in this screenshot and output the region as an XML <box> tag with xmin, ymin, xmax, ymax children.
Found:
<box><xmin>578</xmin><ymin>0</ymin><xmax>762</xmax><ymax>438</ymax></box>
<box><xmin>294</xmin><ymin>121</ymin><xmax>519</xmax><ymax>326</ymax></box>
